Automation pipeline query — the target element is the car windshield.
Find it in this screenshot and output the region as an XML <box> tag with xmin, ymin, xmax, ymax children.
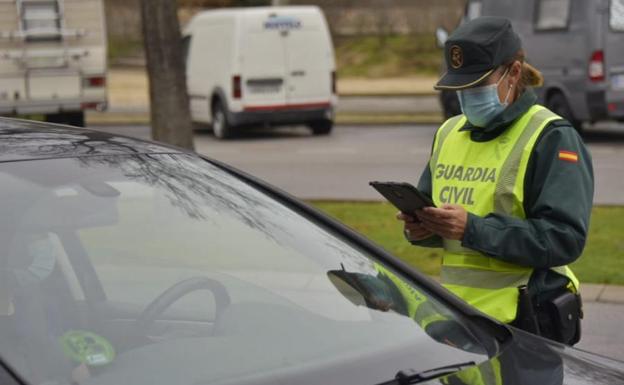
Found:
<box><xmin>0</xmin><ymin>154</ymin><xmax>489</xmax><ymax>385</ymax></box>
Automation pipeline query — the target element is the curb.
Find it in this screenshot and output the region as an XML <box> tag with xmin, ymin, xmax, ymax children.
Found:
<box><xmin>580</xmin><ymin>284</ymin><xmax>624</xmax><ymax>305</ymax></box>
<box><xmin>86</xmin><ymin>112</ymin><xmax>150</xmax><ymax>126</ymax></box>
<box><xmin>338</xmin><ymin>92</ymin><xmax>439</xmax><ymax>98</ymax></box>
<box><xmin>86</xmin><ymin>111</ymin><xmax>445</xmax><ymax>127</ymax></box>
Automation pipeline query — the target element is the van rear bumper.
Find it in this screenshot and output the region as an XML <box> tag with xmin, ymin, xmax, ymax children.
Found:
<box><xmin>228</xmin><ymin>106</ymin><xmax>333</xmax><ymax>127</ymax></box>
<box><xmin>0</xmin><ymin>99</ymin><xmax>108</xmax><ymax>115</ymax></box>
<box><xmin>587</xmin><ymin>91</ymin><xmax>624</xmax><ymax>121</ymax></box>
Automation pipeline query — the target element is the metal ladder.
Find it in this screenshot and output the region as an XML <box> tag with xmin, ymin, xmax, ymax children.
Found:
<box><xmin>3</xmin><ymin>0</ymin><xmax>88</xmax><ymax>70</ymax></box>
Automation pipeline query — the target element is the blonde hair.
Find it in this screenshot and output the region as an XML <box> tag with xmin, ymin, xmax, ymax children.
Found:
<box><xmin>503</xmin><ymin>50</ymin><xmax>544</xmax><ymax>98</ymax></box>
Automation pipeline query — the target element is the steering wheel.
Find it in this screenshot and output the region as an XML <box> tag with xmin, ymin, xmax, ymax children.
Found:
<box><xmin>134</xmin><ymin>276</ymin><xmax>231</xmax><ymax>336</ymax></box>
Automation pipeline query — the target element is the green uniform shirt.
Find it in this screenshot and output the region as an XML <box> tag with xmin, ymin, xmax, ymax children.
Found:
<box><xmin>413</xmin><ymin>89</ymin><xmax>594</xmax><ymax>299</ymax></box>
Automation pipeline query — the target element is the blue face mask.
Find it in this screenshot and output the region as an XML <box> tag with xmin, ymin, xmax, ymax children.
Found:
<box><xmin>457</xmin><ymin>68</ymin><xmax>512</xmax><ymax>128</ymax></box>
<box><xmin>13</xmin><ymin>235</ymin><xmax>57</xmax><ymax>287</ymax></box>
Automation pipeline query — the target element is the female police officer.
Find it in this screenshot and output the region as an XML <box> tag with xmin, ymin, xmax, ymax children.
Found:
<box><xmin>398</xmin><ymin>16</ymin><xmax>593</xmax><ymax>345</ymax></box>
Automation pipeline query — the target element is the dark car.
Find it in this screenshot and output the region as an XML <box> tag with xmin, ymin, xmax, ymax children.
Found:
<box><xmin>0</xmin><ymin>118</ymin><xmax>623</xmax><ymax>385</ymax></box>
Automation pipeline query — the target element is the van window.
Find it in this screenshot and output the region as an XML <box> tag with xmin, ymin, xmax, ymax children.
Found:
<box><xmin>534</xmin><ymin>0</ymin><xmax>571</xmax><ymax>31</ymax></box>
<box><xmin>611</xmin><ymin>0</ymin><xmax>624</xmax><ymax>31</ymax></box>
<box><xmin>466</xmin><ymin>1</ymin><xmax>483</xmax><ymax>21</ymax></box>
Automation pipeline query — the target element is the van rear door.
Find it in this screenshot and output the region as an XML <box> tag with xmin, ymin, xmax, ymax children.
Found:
<box><xmin>240</xmin><ymin>13</ymin><xmax>288</xmax><ymax>109</ymax></box>
<box><xmin>606</xmin><ymin>0</ymin><xmax>624</xmax><ymax>117</ymax></box>
<box><xmin>282</xmin><ymin>10</ymin><xmax>333</xmax><ymax>107</ymax></box>
<box><xmin>28</xmin><ymin>70</ymin><xmax>81</xmax><ymax>100</ymax></box>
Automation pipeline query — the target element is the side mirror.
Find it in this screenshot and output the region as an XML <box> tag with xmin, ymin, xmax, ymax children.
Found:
<box><xmin>327</xmin><ymin>269</ymin><xmax>394</xmax><ymax>311</ymax></box>
<box><xmin>436</xmin><ymin>27</ymin><xmax>449</xmax><ymax>48</ymax></box>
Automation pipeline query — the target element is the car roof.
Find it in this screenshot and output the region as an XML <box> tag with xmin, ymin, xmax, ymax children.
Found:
<box><xmin>0</xmin><ymin>118</ymin><xmax>185</xmax><ymax>163</ymax></box>
<box><xmin>185</xmin><ymin>6</ymin><xmax>321</xmax><ymax>30</ymax></box>
<box><xmin>192</xmin><ymin>5</ymin><xmax>320</xmax><ymax>19</ymax></box>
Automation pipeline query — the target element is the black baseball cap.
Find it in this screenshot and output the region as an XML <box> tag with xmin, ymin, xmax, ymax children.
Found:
<box><xmin>435</xmin><ymin>16</ymin><xmax>535</xmax><ymax>90</ymax></box>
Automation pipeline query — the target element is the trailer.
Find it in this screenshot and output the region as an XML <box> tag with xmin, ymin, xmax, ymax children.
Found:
<box><xmin>0</xmin><ymin>0</ymin><xmax>107</xmax><ymax>127</ymax></box>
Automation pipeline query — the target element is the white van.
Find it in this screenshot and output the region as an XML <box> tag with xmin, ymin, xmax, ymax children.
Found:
<box><xmin>183</xmin><ymin>6</ymin><xmax>337</xmax><ymax>139</ymax></box>
<box><xmin>0</xmin><ymin>0</ymin><xmax>108</xmax><ymax>127</ymax></box>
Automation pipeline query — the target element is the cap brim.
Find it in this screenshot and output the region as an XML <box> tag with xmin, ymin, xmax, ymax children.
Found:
<box><xmin>434</xmin><ymin>68</ymin><xmax>495</xmax><ymax>91</ymax></box>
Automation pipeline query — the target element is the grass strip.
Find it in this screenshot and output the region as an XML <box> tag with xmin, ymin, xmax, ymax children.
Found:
<box><xmin>310</xmin><ymin>201</ymin><xmax>624</xmax><ymax>286</ymax></box>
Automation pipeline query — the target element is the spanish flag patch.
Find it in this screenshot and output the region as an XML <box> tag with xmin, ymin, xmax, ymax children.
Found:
<box><xmin>559</xmin><ymin>150</ymin><xmax>579</xmax><ymax>163</ymax></box>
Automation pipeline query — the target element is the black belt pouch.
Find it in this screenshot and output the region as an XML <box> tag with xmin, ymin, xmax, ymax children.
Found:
<box><xmin>543</xmin><ymin>291</ymin><xmax>583</xmax><ymax>345</ymax></box>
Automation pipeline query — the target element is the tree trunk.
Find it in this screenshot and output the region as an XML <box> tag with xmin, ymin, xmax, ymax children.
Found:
<box><xmin>140</xmin><ymin>0</ymin><xmax>194</xmax><ymax>150</ymax></box>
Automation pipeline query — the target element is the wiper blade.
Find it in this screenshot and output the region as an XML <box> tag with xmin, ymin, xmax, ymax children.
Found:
<box><xmin>376</xmin><ymin>361</ymin><xmax>477</xmax><ymax>385</ymax></box>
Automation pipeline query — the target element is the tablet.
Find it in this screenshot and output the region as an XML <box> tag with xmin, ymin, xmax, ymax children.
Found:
<box><xmin>369</xmin><ymin>181</ymin><xmax>435</xmax><ymax>213</ymax></box>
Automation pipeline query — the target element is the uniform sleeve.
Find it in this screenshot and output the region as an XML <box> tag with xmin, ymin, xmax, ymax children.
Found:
<box><xmin>407</xmin><ymin>165</ymin><xmax>444</xmax><ymax>248</ymax></box>
<box><xmin>460</xmin><ymin>121</ymin><xmax>594</xmax><ymax>268</ymax></box>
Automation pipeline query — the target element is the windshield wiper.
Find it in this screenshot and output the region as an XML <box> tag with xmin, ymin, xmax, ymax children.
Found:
<box><xmin>375</xmin><ymin>361</ymin><xmax>477</xmax><ymax>385</ymax></box>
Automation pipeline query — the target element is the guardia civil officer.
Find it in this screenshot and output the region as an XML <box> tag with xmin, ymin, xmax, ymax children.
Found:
<box><xmin>398</xmin><ymin>17</ymin><xmax>593</xmax><ymax>345</ymax></box>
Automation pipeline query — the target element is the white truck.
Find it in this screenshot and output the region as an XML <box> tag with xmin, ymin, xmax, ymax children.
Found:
<box><xmin>0</xmin><ymin>0</ymin><xmax>108</xmax><ymax>127</ymax></box>
<box><xmin>183</xmin><ymin>6</ymin><xmax>337</xmax><ymax>139</ymax></box>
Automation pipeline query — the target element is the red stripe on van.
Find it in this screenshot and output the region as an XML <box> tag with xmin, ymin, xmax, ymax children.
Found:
<box><xmin>243</xmin><ymin>102</ymin><xmax>331</xmax><ymax>112</ymax></box>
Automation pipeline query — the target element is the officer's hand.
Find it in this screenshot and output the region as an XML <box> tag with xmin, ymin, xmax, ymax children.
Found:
<box><xmin>415</xmin><ymin>205</ymin><xmax>468</xmax><ymax>241</ymax></box>
<box><xmin>396</xmin><ymin>212</ymin><xmax>434</xmax><ymax>241</ymax></box>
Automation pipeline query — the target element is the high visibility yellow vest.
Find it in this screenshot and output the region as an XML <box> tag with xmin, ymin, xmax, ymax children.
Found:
<box><xmin>376</xmin><ymin>264</ymin><xmax>503</xmax><ymax>385</ymax></box>
<box><xmin>375</xmin><ymin>264</ymin><xmax>448</xmax><ymax>329</ymax></box>
<box><xmin>430</xmin><ymin>105</ymin><xmax>579</xmax><ymax>323</ymax></box>
<box><xmin>441</xmin><ymin>360</ymin><xmax>503</xmax><ymax>385</ymax></box>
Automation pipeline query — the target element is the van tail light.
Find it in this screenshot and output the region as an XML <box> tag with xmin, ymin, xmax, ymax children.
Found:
<box><xmin>232</xmin><ymin>75</ymin><xmax>242</xmax><ymax>99</ymax></box>
<box><xmin>81</xmin><ymin>102</ymin><xmax>99</xmax><ymax>110</ymax></box>
<box><xmin>84</xmin><ymin>76</ymin><xmax>106</xmax><ymax>88</ymax></box>
<box><xmin>331</xmin><ymin>71</ymin><xmax>337</xmax><ymax>94</ymax></box>
<box><xmin>608</xmin><ymin>103</ymin><xmax>617</xmax><ymax>112</ymax></box>
<box><xmin>589</xmin><ymin>50</ymin><xmax>605</xmax><ymax>82</ymax></box>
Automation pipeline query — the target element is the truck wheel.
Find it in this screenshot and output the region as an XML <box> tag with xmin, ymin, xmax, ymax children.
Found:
<box><xmin>212</xmin><ymin>101</ymin><xmax>235</xmax><ymax>139</ymax></box>
<box><xmin>66</xmin><ymin>112</ymin><xmax>85</xmax><ymax>127</ymax></box>
<box><xmin>44</xmin><ymin>113</ymin><xmax>66</xmax><ymax>125</ymax></box>
<box><xmin>547</xmin><ymin>92</ymin><xmax>582</xmax><ymax>133</ymax></box>
<box><xmin>309</xmin><ymin>119</ymin><xmax>333</xmax><ymax>135</ymax></box>
<box><xmin>44</xmin><ymin>112</ymin><xmax>85</xmax><ymax>127</ymax></box>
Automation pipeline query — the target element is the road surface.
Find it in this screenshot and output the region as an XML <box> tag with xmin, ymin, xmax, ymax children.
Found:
<box><xmin>97</xmin><ymin>122</ymin><xmax>624</xmax><ymax>205</ymax></box>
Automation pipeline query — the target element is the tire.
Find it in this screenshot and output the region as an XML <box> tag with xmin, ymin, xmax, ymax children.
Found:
<box><xmin>44</xmin><ymin>113</ymin><xmax>66</xmax><ymax>125</ymax></box>
<box><xmin>546</xmin><ymin>92</ymin><xmax>582</xmax><ymax>133</ymax></box>
<box><xmin>309</xmin><ymin>119</ymin><xmax>333</xmax><ymax>136</ymax></box>
<box><xmin>211</xmin><ymin>100</ymin><xmax>235</xmax><ymax>139</ymax></box>
<box><xmin>66</xmin><ymin>111</ymin><xmax>85</xmax><ymax>127</ymax></box>
<box><xmin>44</xmin><ymin>111</ymin><xmax>85</xmax><ymax>127</ymax></box>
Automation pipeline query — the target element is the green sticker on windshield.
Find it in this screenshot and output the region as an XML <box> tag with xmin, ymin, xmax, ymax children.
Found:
<box><xmin>60</xmin><ymin>330</ymin><xmax>115</xmax><ymax>366</ymax></box>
